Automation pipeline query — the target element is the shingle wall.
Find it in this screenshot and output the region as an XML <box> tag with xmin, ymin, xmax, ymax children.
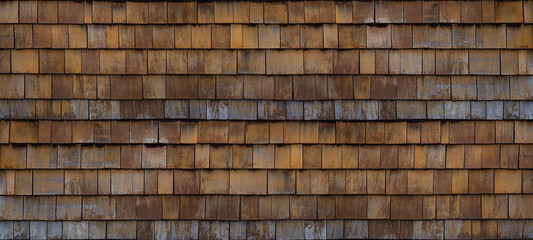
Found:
<box><xmin>0</xmin><ymin>0</ymin><xmax>532</xmax><ymax>239</ymax></box>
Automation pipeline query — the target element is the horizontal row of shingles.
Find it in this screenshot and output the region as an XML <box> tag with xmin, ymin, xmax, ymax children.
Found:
<box><xmin>1</xmin><ymin>99</ymin><xmax>532</xmax><ymax>121</ymax></box>
<box><xmin>1</xmin><ymin>194</ymin><xmax>533</xmax><ymax>221</ymax></box>
<box><xmin>2</xmin><ymin>74</ymin><xmax>532</xmax><ymax>100</ymax></box>
<box><xmin>1</xmin><ymin>220</ymin><xmax>531</xmax><ymax>240</ymax></box>
<box><xmin>2</xmin><ymin>48</ymin><xmax>533</xmax><ymax>76</ymax></box>
<box><xmin>2</xmin><ymin>120</ymin><xmax>532</xmax><ymax>144</ymax></box>
<box><xmin>1</xmin><ymin>24</ymin><xmax>532</xmax><ymax>50</ymax></box>
<box><xmin>1</xmin><ymin>168</ymin><xmax>532</xmax><ymax>195</ymax></box>
<box><xmin>2</xmin><ymin>49</ymin><xmax>532</xmax><ymax>75</ymax></box>
<box><xmin>1</xmin><ymin>0</ymin><xmax>532</xmax><ymax>25</ymax></box>
<box><xmin>1</xmin><ymin>143</ymin><xmax>532</xmax><ymax>169</ymax></box>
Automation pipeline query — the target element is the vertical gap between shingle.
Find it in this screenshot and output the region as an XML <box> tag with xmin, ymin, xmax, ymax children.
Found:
<box><xmin>56</xmin><ymin>1</ymin><xmax>59</xmax><ymax>25</ymax></box>
<box><xmin>373</xmin><ymin>0</ymin><xmax>376</xmax><ymax>23</ymax></box>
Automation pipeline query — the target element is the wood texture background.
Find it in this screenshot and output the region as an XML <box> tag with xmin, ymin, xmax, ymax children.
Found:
<box><xmin>0</xmin><ymin>0</ymin><xmax>532</xmax><ymax>239</ymax></box>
